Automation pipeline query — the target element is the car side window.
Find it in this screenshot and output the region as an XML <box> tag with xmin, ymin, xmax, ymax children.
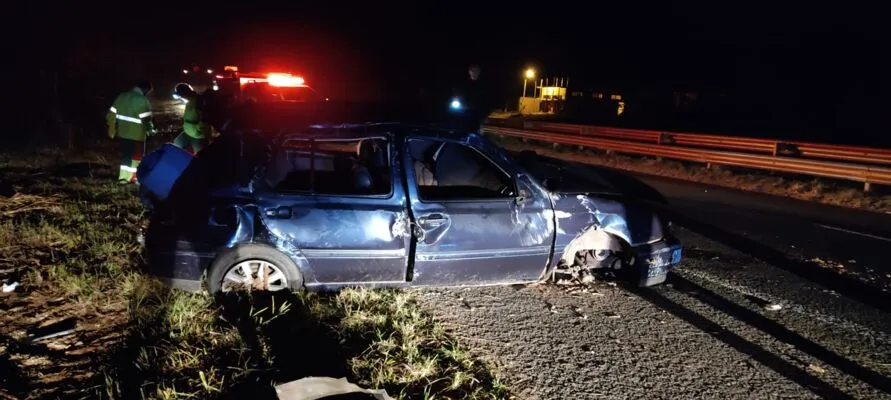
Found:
<box><xmin>407</xmin><ymin>138</ymin><xmax>515</xmax><ymax>201</ymax></box>
<box><xmin>269</xmin><ymin>137</ymin><xmax>392</xmax><ymax>196</ymax></box>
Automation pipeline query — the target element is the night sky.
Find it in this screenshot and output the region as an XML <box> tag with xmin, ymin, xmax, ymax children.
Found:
<box><xmin>15</xmin><ymin>0</ymin><xmax>890</xmax><ymax>143</ymax></box>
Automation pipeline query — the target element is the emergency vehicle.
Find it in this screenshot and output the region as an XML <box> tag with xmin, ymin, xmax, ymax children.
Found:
<box><xmin>180</xmin><ymin>63</ymin><xmax>216</xmax><ymax>92</ymax></box>
<box><xmin>210</xmin><ymin>66</ymin><xmax>319</xmax><ymax>103</ymax></box>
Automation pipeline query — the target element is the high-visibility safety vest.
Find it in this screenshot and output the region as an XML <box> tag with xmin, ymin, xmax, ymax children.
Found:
<box><xmin>182</xmin><ymin>93</ymin><xmax>210</xmax><ymax>139</ymax></box>
<box><xmin>106</xmin><ymin>87</ymin><xmax>154</xmax><ymax>141</ymax></box>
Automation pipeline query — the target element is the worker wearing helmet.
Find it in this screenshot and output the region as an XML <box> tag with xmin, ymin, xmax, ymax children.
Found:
<box><xmin>106</xmin><ymin>79</ymin><xmax>156</xmax><ymax>184</ymax></box>
<box><xmin>173</xmin><ymin>83</ymin><xmax>211</xmax><ymax>154</ymax></box>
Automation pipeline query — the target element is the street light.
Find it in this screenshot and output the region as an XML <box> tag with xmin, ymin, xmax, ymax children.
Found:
<box><xmin>522</xmin><ymin>68</ymin><xmax>536</xmax><ymax>98</ymax></box>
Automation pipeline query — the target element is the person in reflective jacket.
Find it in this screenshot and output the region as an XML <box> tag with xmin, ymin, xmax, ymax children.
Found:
<box><xmin>172</xmin><ymin>83</ymin><xmax>212</xmax><ymax>154</ymax></box>
<box><xmin>106</xmin><ymin>79</ymin><xmax>156</xmax><ymax>184</ymax></box>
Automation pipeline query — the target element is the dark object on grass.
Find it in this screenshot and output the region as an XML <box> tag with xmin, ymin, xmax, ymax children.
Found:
<box><xmin>28</xmin><ymin>317</ymin><xmax>77</xmax><ymax>343</ymax></box>
<box><xmin>0</xmin><ymin>179</ymin><xmax>15</xmax><ymax>197</ymax></box>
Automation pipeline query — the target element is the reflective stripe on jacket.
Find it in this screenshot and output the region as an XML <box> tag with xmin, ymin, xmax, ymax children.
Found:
<box><xmin>106</xmin><ymin>87</ymin><xmax>154</xmax><ymax>141</ymax></box>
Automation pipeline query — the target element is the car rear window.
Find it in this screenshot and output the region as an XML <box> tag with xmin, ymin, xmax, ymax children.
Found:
<box><xmin>266</xmin><ymin>137</ymin><xmax>391</xmax><ymax>196</ymax></box>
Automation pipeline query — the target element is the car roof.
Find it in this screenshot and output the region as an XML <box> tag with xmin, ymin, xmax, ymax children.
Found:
<box><xmin>224</xmin><ymin>100</ymin><xmax>484</xmax><ymax>145</ymax></box>
<box><xmin>276</xmin><ymin>123</ymin><xmax>479</xmax><ymax>143</ymax></box>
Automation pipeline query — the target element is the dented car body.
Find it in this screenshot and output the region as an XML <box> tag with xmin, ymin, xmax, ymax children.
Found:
<box><xmin>143</xmin><ymin>123</ymin><xmax>682</xmax><ymax>292</ymax></box>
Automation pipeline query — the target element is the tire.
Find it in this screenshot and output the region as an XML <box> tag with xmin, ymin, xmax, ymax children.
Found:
<box><xmin>207</xmin><ymin>244</ymin><xmax>304</xmax><ymax>294</ymax></box>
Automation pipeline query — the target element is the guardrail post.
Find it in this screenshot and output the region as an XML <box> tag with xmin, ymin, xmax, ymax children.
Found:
<box><xmin>775</xmin><ymin>143</ymin><xmax>801</xmax><ymax>157</ymax></box>
<box><xmin>864</xmin><ymin>182</ymin><xmax>873</xmax><ymax>193</ymax></box>
<box><xmin>658</xmin><ymin>132</ymin><xmax>674</xmax><ymax>145</ymax></box>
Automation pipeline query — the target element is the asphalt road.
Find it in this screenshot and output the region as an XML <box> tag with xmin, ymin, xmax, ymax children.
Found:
<box><xmin>634</xmin><ymin>174</ymin><xmax>891</xmax><ymax>289</ymax></box>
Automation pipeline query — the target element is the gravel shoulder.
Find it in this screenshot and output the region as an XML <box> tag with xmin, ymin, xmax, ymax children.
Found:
<box><xmin>414</xmin><ymin>227</ymin><xmax>891</xmax><ymax>399</ymax></box>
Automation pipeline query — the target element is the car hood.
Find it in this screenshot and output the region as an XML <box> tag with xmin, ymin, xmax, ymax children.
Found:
<box><xmin>512</xmin><ymin>150</ymin><xmax>668</xmax><ymax>205</ymax></box>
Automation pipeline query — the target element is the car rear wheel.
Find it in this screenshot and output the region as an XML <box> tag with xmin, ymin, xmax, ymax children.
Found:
<box><xmin>207</xmin><ymin>244</ymin><xmax>304</xmax><ymax>294</ymax></box>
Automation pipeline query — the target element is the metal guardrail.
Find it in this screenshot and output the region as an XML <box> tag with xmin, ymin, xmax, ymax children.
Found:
<box><xmin>481</xmin><ymin>125</ymin><xmax>891</xmax><ymax>191</ymax></box>
<box><xmin>520</xmin><ymin>121</ymin><xmax>891</xmax><ymax>166</ymax></box>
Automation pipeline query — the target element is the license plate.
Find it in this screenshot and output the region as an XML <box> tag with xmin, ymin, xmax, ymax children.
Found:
<box><xmin>642</xmin><ymin>246</ymin><xmax>683</xmax><ymax>278</ymax></box>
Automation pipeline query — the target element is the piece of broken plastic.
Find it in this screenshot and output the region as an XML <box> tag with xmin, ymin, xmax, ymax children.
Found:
<box><xmin>2</xmin><ymin>281</ymin><xmax>18</xmax><ymax>293</ymax></box>
<box><xmin>28</xmin><ymin>317</ymin><xmax>77</xmax><ymax>343</ymax></box>
<box><xmin>275</xmin><ymin>377</ymin><xmax>393</xmax><ymax>400</ymax></box>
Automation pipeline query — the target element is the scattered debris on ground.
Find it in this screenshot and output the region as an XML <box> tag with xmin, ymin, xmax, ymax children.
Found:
<box><xmin>415</xmin><ymin>251</ymin><xmax>891</xmax><ymax>399</ymax></box>
<box><xmin>2</xmin><ymin>281</ymin><xmax>18</xmax><ymax>293</ymax></box>
<box><xmin>275</xmin><ymin>377</ymin><xmax>394</xmax><ymax>400</ymax></box>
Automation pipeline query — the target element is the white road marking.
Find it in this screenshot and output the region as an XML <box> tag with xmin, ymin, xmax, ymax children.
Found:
<box><xmin>815</xmin><ymin>224</ymin><xmax>891</xmax><ymax>243</ymax></box>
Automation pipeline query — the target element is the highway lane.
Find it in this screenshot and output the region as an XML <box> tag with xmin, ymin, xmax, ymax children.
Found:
<box><xmin>634</xmin><ymin>173</ymin><xmax>891</xmax><ymax>288</ymax></box>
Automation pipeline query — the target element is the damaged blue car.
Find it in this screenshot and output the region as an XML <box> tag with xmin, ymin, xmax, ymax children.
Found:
<box><xmin>139</xmin><ymin>121</ymin><xmax>682</xmax><ymax>293</ymax></box>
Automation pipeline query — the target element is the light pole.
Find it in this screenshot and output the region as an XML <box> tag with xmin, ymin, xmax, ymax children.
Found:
<box><xmin>523</xmin><ymin>68</ymin><xmax>535</xmax><ymax>98</ymax></box>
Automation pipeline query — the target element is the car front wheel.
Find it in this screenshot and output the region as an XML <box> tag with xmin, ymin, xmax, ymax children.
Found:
<box><xmin>207</xmin><ymin>244</ymin><xmax>304</xmax><ymax>294</ymax></box>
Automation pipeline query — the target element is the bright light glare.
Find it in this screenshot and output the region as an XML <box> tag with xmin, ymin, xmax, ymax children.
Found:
<box><xmin>267</xmin><ymin>73</ymin><xmax>305</xmax><ymax>87</ymax></box>
<box><xmin>206</xmin><ymin>69</ymin><xmax>213</xmax><ymax>74</ymax></box>
<box><xmin>213</xmin><ymin>85</ymin><xmax>219</xmax><ymax>91</ymax></box>
<box><xmin>182</xmin><ymin>69</ymin><xmax>188</xmax><ymax>74</ymax></box>
<box><xmin>450</xmin><ymin>98</ymin><xmax>462</xmax><ymax>109</ymax></box>
<box><xmin>525</xmin><ymin>68</ymin><xmax>535</xmax><ymax>79</ymax></box>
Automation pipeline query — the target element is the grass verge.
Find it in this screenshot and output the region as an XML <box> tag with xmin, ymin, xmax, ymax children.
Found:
<box><xmin>488</xmin><ymin>135</ymin><xmax>891</xmax><ymax>214</ymax></box>
<box><xmin>0</xmin><ymin>146</ymin><xmax>511</xmax><ymax>399</ymax></box>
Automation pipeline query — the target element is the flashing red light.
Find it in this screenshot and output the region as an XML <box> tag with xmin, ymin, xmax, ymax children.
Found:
<box><xmin>267</xmin><ymin>73</ymin><xmax>305</xmax><ymax>87</ymax></box>
<box><xmin>238</xmin><ymin>73</ymin><xmax>306</xmax><ymax>87</ymax></box>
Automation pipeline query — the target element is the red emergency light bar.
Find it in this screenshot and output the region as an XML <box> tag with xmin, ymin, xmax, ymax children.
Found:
<box><xmin>239</xmin><ymin>72</ymin><xmax>306</xmax><ymax>87</ymax></box>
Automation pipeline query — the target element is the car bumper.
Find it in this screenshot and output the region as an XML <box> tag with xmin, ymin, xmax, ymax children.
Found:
<box><xmin>631</xmin><ymin>237</ymin><xmax>683</xmax><ymax>287</ymax></box>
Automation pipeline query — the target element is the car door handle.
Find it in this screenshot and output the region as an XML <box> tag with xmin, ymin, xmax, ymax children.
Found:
<box><xmin>418</xmin><ymin>213</ymin><xmax>447</xmax><ymax>227</ymax></box>
<box><xmin>265</xmin><ymin>206</ymin><xmax>292</xmax><ymax>219</ymax></box>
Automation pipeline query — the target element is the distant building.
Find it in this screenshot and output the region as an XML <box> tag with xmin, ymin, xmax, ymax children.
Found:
<box><xmin>518</xmin><ymin>77</ymin><xmax>568</xmax><ymax>115</ymax></box>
